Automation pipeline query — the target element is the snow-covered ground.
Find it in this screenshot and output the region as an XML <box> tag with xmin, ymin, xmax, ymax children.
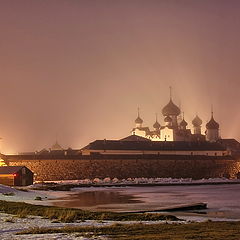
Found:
<box><xmin>41</xmin><ymin>177</ymin><xmax>240</xmax><ymax>185</ymax></box>
<box><xmin>0</xmin><ymin>184</ymin><xmax>76</xmax><ymax>206</ymax></box>
<box><xmin>0</xmin><ymin>211</ymin><xmax>184</xmax><ymax>239</ymax></box>
<box><xmin>0</xmin><ymin>212</ymin><xmax>110</xmax><ymax>239</ymax></box>
<box><xmin>1</xmin><ymin>180</ymin><xmax>240</xmax><ymax>239</ymax></box>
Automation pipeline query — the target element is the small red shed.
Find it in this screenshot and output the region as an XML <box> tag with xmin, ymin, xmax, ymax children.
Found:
<box><xmin>0</xmin><ymin>166</ymin><xmax>33</xmax><ymax>186</ymax></box>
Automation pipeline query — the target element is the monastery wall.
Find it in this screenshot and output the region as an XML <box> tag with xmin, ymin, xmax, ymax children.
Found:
<box><xmin>6</xmin><ymin>157</ymin><xmax>240</xmax><ymax>181</ymax></box>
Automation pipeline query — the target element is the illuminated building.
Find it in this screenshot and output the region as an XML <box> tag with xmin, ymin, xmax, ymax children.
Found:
<box><xmin>0</xmin><ymin>158</ymin><xmax>7</xmax><ymax>166</ymax></box>
<box><xmin>0</xmin><ymin>89</ymin><xmax>239</xmax><ymax>182</ymax></box>
<box><xmin>131</xmin><ymin>90</ymin><xmax>219</xmax><ymax>142</ymax></box>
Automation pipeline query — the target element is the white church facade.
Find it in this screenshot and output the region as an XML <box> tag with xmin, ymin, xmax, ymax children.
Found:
<box><xmin>131</xmin><ymin>93</ymin><xmax>220</xmax><ymax>143</ymax></box>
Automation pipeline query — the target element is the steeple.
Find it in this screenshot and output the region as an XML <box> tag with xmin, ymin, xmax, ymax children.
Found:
<box><xmin>162</xmin><ymin>87</ymin><xmax>181</xmax><ymax>117</ymax></box>
<box><xmin>179</xmin><ymin>112</ymin><xmax>188</xmax><ymax>130</ymax></box>
<box><xmin>135</xmin><ymin>107</ymin><xmax>143</xmax><ymax>128</ymax></box>
<box><xmin>192</xmin><ymin>114</ymin><xmax>202</xmax><ymax>135</ymax></box>
<box><xmin>206</xmin><ymin>106</ymin><xmax>219</xmax><ymax>130</ymax></box>
<box><xmin>162</xmin><ymin>86</ymin><xmax>180</xmax><ymax>130</ymax></box>
<box><xmin>50</xmin><ymin>140</ymin><xmax>63</xmax><ymax>151</ymax></box>
<box><xmin>206</xmin><ymin>107</ymin><xmax>220</xmax><ymax>142</ymax></box>
<box><xmin>153</xmin><ymin>113</ymin><xmax>161</xmax><ymax>129</ymax></box>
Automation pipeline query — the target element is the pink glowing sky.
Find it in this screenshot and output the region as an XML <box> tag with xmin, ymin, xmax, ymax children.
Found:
<box><xmin>0</xmin><ymin>0</ymin><xmax>239</xmax><ymax>153</ymax></box>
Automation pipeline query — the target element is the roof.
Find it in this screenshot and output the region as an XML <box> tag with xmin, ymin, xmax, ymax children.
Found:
<box><xmin>180</xmin><ymin>119</ymin><xmax>188</xmax><ymax>127</ymax></box>
<box><xmin>132</xmin><ymin>127</ymin><xmax>151</xmax><ymax>134</ymax></box>
<box><xmin>135</xmin><ymin>116</ymin><xmax>143</xmax><ymax>124</ymax></box>
<box><xmin>51</xmin><ymin>141</ymin><xmax>63</xmax><ymax>151</ymax></box>
<box><xmin>206</xmin><ymin>116</ymin><xmax>219</xmax><ymax>129</ymax></box>
<box><xmin>0</xmin><ymin>166</ymin><xmax>25</xmax><ymax>174</ymax></box>
<box><xmin>162</xmin><ymin>99</ymin><xmax>181</xmax><ymax>116</ymax></box>
<box><xmin>218</xmin><ymin>139</ymin><xmax>240</xmax><ymax>150</ymax></box>
<box><xmin>192</xmin><ymin>115</ymin><xmax>202</xmax><ymax>126</ymax></box>
<box><xmin>121</xmin><ymin>135</ymin><xmax>151</xmax><ymax>141</ymax></box>
<box><xmin>82</xmin><ymin>139</ymin><xmax>227</xmax><ymax>151</ymax></box>
<box><xmin>153</xmin><ymin>121</ymin><xmax>161</xmax><ymax>129</ymax></box>
<box><xmin>37</xmin><ymin>148</ymin><xmax>80</xmax><ymax>156</ymax></box>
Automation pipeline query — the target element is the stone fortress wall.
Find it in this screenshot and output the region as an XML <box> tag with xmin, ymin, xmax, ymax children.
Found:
<box><xmin>5</xmin><ymin>156</ymin><xmax>240</xmax><ymax>181</ymax></box>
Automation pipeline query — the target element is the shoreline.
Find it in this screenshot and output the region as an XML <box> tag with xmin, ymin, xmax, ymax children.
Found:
<box><xmin>35</xmin><ymin>178</ymin><xmax>240</xmax><ymax>190</ymax></box>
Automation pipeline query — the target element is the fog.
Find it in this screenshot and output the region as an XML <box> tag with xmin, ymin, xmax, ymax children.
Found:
<box><xmin>0</xmin><ymin>0</ymin><xmax>239</xmax><ymax>153</ymax></box>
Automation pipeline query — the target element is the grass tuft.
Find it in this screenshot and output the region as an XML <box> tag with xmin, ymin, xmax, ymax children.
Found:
<box><xmin>16</xmin><ymin>222</ymin><xmax>240</xmax><ymax>240</ymax></box>
<box><xmin>34</xmin><ymin>196</ymin><xmax>42</xmax><ymax>201</ymax></box>
<box><xmin>0</xmin><ymin>200</ymin><xmax>180</xmax><ymax>222</ymax></box>
<box><xmin>2</xmin><ymin>192</ymin><xmax>15</xmax><ymax>196</ymax></box>
<box><xmin>4</xmin><ymin>218</ymin><xmax>15</xmax><ymax>223</ymax></box>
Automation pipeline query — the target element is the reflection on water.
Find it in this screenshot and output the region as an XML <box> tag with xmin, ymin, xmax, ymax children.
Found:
<box><xmin>51</xmin><ymin>185</ymin><xmax>240</xmax><ymax>220</ymax></box>
<box><xmin>52</xmin><ymin>190</ymin><xmax>142</xmax><ymax>209</ymax></box>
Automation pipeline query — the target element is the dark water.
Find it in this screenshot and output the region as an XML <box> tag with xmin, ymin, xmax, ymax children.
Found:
<box><xmin>51</xmin><ymin>185</ymin><xmax>240</xmax><ymax>220</ymax></box>
<box><xmin>52</xmin><ymin>190</ymin><xmax>142</xmax><ymax>209</ymax></box>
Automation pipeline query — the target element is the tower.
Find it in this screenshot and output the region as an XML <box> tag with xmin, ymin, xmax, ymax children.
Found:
<box><xmin>179</xmin><ymin>113</ymin><xmax>188</xmax><ymax>130</ymax></box>
<box><xmin>153</xmin><ymin>114</ymin><xmax>161</xmax><ymax>130</ymax></box>
<box><xmin>161</xmin><ymin>87</ymin><xmax>180</xmax><ymax>128</ymax></box>
<box><xmin>192</xmin><ymin>115</ymin><xmax>203</xmax><ymax>135</ymax></box>
<box><xmin>135</xmin><ymin>108</ymin><xmax>143</xmax><ymax>128</ymax></box>
<box><xmin>206</xmin><ymin>111</ymin><xmax>219</xmax><ymax>142</ymax></box>
<box><xmin>164</xmin><ymin>116</ymin><xmax>172</xmax><ymax>127</ymax></box>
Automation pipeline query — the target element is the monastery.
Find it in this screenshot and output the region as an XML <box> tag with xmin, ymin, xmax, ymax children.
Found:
<box><xmin>131</xmin><ymin>90</ymin><xmax>219</xmax><ymax>143</ymax></box>
<box><xmin>1</xmin><ymin>89</ymin><xmax>240</xmax><ymax>181</ymax></box>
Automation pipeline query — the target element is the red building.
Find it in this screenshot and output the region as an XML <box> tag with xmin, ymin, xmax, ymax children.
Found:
<box><xmin>0</xmin><ymin>166</ymin><xmax>33</xmax><ymax>186</ymax></box>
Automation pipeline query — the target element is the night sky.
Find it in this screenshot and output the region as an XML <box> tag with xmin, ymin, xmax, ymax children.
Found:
<box><xmin>0</xmin><ymin>0</ymin><xmax>239</xmax><ymax>153</ymax></box>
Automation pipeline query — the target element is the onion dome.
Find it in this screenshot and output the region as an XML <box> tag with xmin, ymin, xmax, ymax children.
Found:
<box><xmin>135</xmin><ymin>108</ymin><xmax>143</xmax><ymax>124</ymax></box>
<box><xmin>153</xmin><ymin>113</ymin><xmax>161</xmax><ymax>129</ymax></box>
<box><xmin>180</xmin><ymin>119</ymin><xmax>188</xmax><ymax>127</ymax></box>
<box><xmin>206</xmin><ymin>116</ymin><xmax>219</xmax><ymax>129</ymax></box>
<box><xmin>153</xmin><ymin>121</ymin><xmax>161</xmax><ymax>129</ymax></box>
<box><xmin>192</xmin><ymin>115</ymin><xmax>203</xmax><ymax>126</ymax></box>
<box><xmin>162</xmin><ymin>99</ymin><xmax>181</xmax><ymax>116</ymax></box>
<box><xmin>164</xmin><ymin>116</ymin><xmax>172</xmax><ymax>122</ymax></box>
<box><xmin>135</xmin><ymin>116</ymin><xmax>143</xmax><ymax>124</ymax></box>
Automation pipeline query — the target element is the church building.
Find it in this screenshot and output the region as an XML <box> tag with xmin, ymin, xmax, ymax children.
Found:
<box><xmin>131</xmin><ymin>90</ymin><xmax>220</xmax><ymax>143</ymax></box>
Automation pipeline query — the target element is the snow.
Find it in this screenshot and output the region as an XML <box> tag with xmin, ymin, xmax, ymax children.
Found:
<box><xmin>0</xmin><ymin>212</ymin><xmax>114</xmax><ymax>239</ymax></box>
<box><xmin>0</xmin><ymin>212</ymin><xmax>185</xmax><ymax>239</ymax></box>
<box><xmin>0</xmin><ymin>184</ymin><xmax>18</xmax><ymax>194</ymax></box>
<box><xmin>0</xmin><ymin>184</ymin><xmax>76</xmax><ymax>206</ymax></box>
<box><xmin>1</xmin><ymin>180</ymin><xmax>240</xmax><ymax>239</ymax></box>
<box><xmin>40</xmin><ymin>177</ymin><xmax>240</xmax><ymax>185</ymax></box>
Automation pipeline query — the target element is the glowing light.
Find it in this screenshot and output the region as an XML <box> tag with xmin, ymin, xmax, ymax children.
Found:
<box><xmin>0</xmin><ymin>159</ymin><xmax>7</xmax><ymax>166</ymax></box>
